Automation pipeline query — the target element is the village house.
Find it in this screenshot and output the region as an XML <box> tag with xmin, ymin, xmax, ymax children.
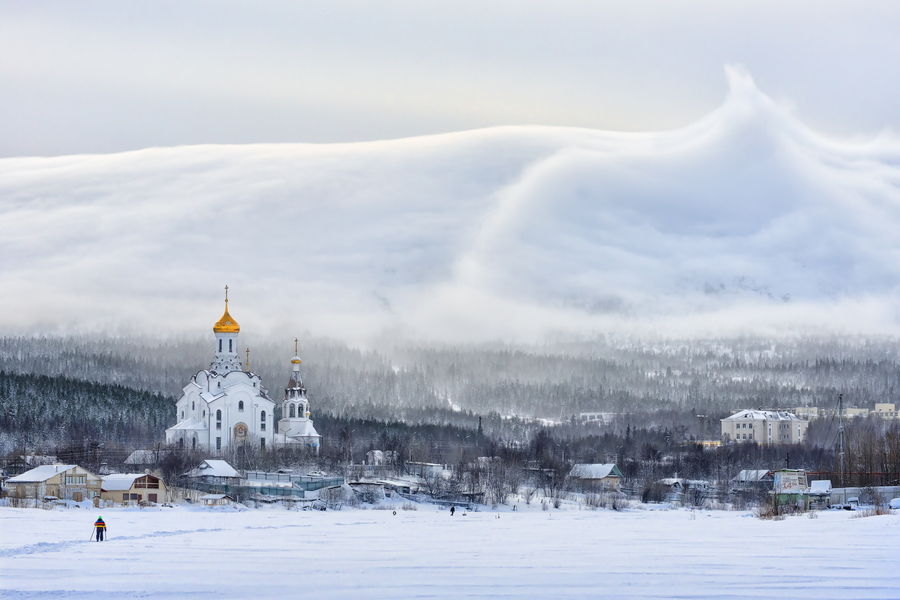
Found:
<box><xmin>6</xmin><ymin>464</ymin><xmax>101</xmax><ymax>502</ymax></box>
<box><xmin>101</xmin><ymin>473</ymin><xmax>168</xmax><ymax>505</ymax></box>
<box><xmin>183</xmin><ymin>459</ymin><xmax>241</xmax><ymax>487</ymax></box>
<box><xmin>568</xmin><ymin>464</ymin><xmax>623</xmax><ymax>490</ymax></box>
<box><xmin>123</xmin><ymin>450</ymin><xmax>169</xmax><ymax>472</ymax></box>
<box><xmin>200</xmin><ymin>493</ymin><xmax>235</xmax><ymax>506</ymax></box>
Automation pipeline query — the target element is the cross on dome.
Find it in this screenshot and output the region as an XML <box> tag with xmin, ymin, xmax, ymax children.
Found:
<box><xmin>213</xmin><ymin>285</ymin><xmax>240</xmax><ymax>333</ymax></box>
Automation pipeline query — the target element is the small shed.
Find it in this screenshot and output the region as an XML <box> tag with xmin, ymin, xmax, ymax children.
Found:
<box><xmin>568</xmin><ymin>464</ymin><xmax>623</xmax><ymax>490</ymax></box>
<box><xmin>101</xmin><ymin>473</ymin><xmax>167</xmax><ymax>504</ymax></box>
<box><xmin>200</xmin><ymin>493</ymin><xmax>235</xmax><ymax>506</ymax></box>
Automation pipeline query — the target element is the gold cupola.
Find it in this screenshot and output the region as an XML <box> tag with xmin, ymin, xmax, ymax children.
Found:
<box><xmin>213</xmin><ymin>286</ymin><xmax>240</xmax><ymax>334</ymax></box>
<box><xmin>291</xmin><ymin>338</ymin><xmax>302</xmax><ymax>364</ymax></box>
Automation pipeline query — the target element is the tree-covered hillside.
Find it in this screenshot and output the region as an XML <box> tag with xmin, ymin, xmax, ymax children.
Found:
<box><xmin>0</xmin><ymin>370</ymin><xmax>174</xmax><ymax>452</ymax></box>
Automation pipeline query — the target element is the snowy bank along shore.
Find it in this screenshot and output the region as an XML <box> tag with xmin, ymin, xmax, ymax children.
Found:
<box><xmin>2</xmin><ymin>502</ymin><xmax>898</xmax><ymax>599</ymax></box>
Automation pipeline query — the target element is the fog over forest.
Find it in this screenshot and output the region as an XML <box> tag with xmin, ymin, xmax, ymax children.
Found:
<box><xmin>2</xmin><ymin>333</ymin><xmax>898</xmax><ymax>450</ymax></box>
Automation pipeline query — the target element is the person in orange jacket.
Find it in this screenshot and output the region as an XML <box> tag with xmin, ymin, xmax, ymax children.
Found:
<box><xmin>94</xmin><ymin>516</ymin><xmax>106</xmax><ymax>541</ymax></box>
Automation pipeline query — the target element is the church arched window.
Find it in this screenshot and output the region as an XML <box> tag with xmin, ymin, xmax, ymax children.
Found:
<box><xmin>229</xmin><ymin>339</ymin><xmax>233</xmax><ymax>353</ymax></box>
<box><xmin>203</xmin><ymin>410</ymin><xmax>206</xmax><ymax>417</ymax></box>
<box><xmin>192</xmin><ymin>437</ymin><xmax>197</xmax><ymax>450</ymax></box>
<box><xmin>192</xmin><ymin>401</ymin><xmax>195</xmax><ymax>410</ymax></box>
<box><xmin>260</xmin><ymin>411</ymin><xmax>266</xmax><ymax>431</ymax></box>
<box><xmin>238</xmin><ymin>401</ymin><xmax>244</xmax><ymax>412</ymax></box>
<box><xmin>181</xmin><ymin>410</ymin><xmax>184</xmax><ymax>419</ymax></box>
<box><xmin>289</xmin><ymin>404</ymin><xmax>296</xmax><ymax>418</ymax></box>
<box><xmin>216</xmin><ymin>410</ymin><xmax>222</xmax><ymax>430</ymax></box>
<box><xmin>219</xmin><ymin>339</ymin><xmax>222</xmax><ymax>353</ymax></box>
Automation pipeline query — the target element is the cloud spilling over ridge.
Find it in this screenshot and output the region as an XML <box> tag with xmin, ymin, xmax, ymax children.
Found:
<box><xmin>2</xmin><ymin>67</ymin><xmax>899</xmax><ymax>343</ymax></box>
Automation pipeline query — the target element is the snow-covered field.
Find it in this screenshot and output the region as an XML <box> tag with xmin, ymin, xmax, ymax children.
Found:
<box><xmin>2</xmin><ymin>504</ymin><xmax>898</xmax><ymax>599</ymax></box>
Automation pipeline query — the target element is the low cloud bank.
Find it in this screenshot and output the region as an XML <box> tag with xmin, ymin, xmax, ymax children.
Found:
<box><xmin>2</xmin><ymin>68</ymin><xmax>899</xmax><ymax>343</ymax></box>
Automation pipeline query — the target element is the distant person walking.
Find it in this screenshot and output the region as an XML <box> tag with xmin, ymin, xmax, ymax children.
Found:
<box><xmin>94</xmin><ymin>516</ymin><xmax>106</xmax><ymax>541</ymax></box>
<box><xmin>450</xmin><ymin>505</ymin><xmax>455</xmax><ymax>516</ymax></box>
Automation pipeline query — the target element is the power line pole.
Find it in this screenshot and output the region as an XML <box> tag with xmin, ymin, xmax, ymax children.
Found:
<box><xmin>838</xmin><ymin>393</ymin><xmax>845</xmax><ymax>502</ymax></box>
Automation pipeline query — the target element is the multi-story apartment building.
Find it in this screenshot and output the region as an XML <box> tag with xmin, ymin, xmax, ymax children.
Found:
<box><xmin>721</xmin><ymin>410</ymin><xmax>808</xmax><ymax>445</ymax></box>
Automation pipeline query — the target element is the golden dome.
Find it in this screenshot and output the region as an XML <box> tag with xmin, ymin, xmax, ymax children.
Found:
<box><xmin>291</xmin><ymin>356</ymin><xmax>302</xmax><ymax>365</ymax></box>
<box><xmin>213</xmin><ymin>301</ymin><xmax>240</xmax><ymax>334</ymax></box>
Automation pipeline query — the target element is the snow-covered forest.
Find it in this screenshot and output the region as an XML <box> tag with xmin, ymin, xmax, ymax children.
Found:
<box><xmin>2</xmin><ymin>334</ymin><xmax>900</xmax><ymax>453</ymax></box>
<box><xmin>3</xmin><ymin>335</ymin><xmax>899</xmax><ymax>416</ymax></box>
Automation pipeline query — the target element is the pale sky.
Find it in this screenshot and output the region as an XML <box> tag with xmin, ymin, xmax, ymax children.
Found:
<box><xmin>2</xmin><ymin>1</ymin><xmax>900</xmax><ymax>158</ymax></box>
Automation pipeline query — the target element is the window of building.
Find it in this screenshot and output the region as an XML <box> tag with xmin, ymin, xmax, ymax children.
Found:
<box><xmin>260</xmin><ymin>439</ymin><xmax>266</xmax><ymax>450</ymax></box>
<box><xmin>203</xmin><ymin>410</ymin><xmax>206</xmax><ymax>417</ymax></box>
<box><xmin>260</xmin><ymin>411</ymin><xmax>266</xmax><ymax>431</ymax></box>
<box><xmin>181</xmin><ymin>410</ymin><xmax>184</xmax><ymax>419</ymax></box>
<box><xmin>192</xmin><ymin>437</ymin><xmax>197</xmax><ymax>450</ymax></box>
<box><xmin>219</xmin><ymin>339</ymin><xmax>222</xmax><ymax>352</ymax></box>
<box><xmin>216</xmin><ymin>437</ymin><xmax>222</xmax><ymax>450</ymax></box>
<box><xmin>192</xmin><ymin>401</ymin><xmax>195</xmax><ymax>410</ymax></box>
<box><xmin>238</xmin><ymin>401</ymin><xmax>244</xmax><ymax>412</ymax></box>
<box><xmin>216</xmin><ymin>410</ymin><xmax>222</xmax><ymax>429</ymax></box>
<box><xmin>289</xmin><ymin>404</ymin><xmax>296</xmax><ymax>418</ymax></box>
<box><xmin>123</xmin><ymin>493</ymin><xmax>129</xmax><ymax>502</ymax></box>
<box><xmin>229</xmin><ymin>339</ymin><xmax>233</xmax><ymax>352</ymax></box>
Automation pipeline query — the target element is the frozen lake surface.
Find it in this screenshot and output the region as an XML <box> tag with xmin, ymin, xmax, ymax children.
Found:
<box><xmin>2</xmin><ymin>503</ymin><xmax>898</xmax><ymax>599</ymax></box>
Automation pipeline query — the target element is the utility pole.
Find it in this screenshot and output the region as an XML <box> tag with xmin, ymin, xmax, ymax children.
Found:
<box><xmin>838</xmin><ymin>393</ymin><xmax>845</xmax><ymax>502</ymax></box>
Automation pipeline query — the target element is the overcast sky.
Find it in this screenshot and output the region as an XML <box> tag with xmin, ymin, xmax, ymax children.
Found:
<box><xmin>3</xmin><ymin>2</ymin><xmax>900</xmax><ymax>344</ymax></box>
<box><xmin>3</xmin><ymin>1</ymin><xmax>900</xmax><ymax>158</ymax></box>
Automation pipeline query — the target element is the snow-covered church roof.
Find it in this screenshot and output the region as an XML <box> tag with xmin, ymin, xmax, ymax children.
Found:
<box><xmin>168</xmin><ymin>417</ymin><xmax>208</xmax><ymax>431</ymax></box>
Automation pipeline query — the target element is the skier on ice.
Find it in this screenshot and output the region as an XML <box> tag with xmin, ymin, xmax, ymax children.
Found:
<box><xmin>94</xmin><ymin>516</ymin><xmax>106</xmax><ymax>541</ymax></box>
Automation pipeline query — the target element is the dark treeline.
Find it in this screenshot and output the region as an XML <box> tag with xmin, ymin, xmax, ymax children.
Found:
<box><xmin>0</xmin><ymin>370</ymin><xmax>173</xmax><ymax>453</ymax></box>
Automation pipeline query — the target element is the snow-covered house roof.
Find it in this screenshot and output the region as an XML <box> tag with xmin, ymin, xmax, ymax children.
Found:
<box><xmin>658</xmin><ymin>478</ymin><xmax>683</xmax><ymax>487</ymax></box>
<box><xmin>185</xmin><ymin>460</ymin><xmax>239</xmax><ymax>479</ymax></box>
<box><xmin>101</xmin><ymin>473</ymin><xmax>162</xmax><ymax>491</ymax></box>
<box><xmin>809</xmin><ymin>480</ymin><xmax>833</xmax><ymax>495</ymax></box>
<box><xmin>124</xmin><ymin>450</ymin><xmax>169</xmax><ymax>465</ymax></box>
<box><xmin>7</xmin><ymin>465</ymin><xmax>77</xmax><ymax>483</ymax></box>
<box><xmin>568</xmin><ymin>464</ymin><xmax>622</xmax><ymax>480</ymax></box>
<box><xmin>200</xmin><ymin>493</ymin><xmax>233</xmax><ymax>500</ymax></box>
<box><xmin>734</xmin><ymin>469</ymin><xmax>773</xmax><ymax>482</ymax></box>
<box><xmin>723</xmin><ymin>410</ymin><xmax>805</xmax><ymax>422</ymax></box>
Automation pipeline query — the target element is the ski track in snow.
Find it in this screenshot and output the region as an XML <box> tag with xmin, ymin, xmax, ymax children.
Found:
<box><xmin>2</xmin><ymin>523</ymin><xmax>315</xmax><ymax>558</ymax></box>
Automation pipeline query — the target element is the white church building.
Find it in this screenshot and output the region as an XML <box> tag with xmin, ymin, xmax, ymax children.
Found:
<box><xmin>165</xmin><ymin>291</ymin><xmax>321</xmax><ymax>453</ymax></box>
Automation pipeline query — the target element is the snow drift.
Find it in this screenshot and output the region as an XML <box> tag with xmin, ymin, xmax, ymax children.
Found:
<box><xmin>2</xmin><ymin>67</ymin><xmax>900</xmax><ymax>343</ymax></box>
